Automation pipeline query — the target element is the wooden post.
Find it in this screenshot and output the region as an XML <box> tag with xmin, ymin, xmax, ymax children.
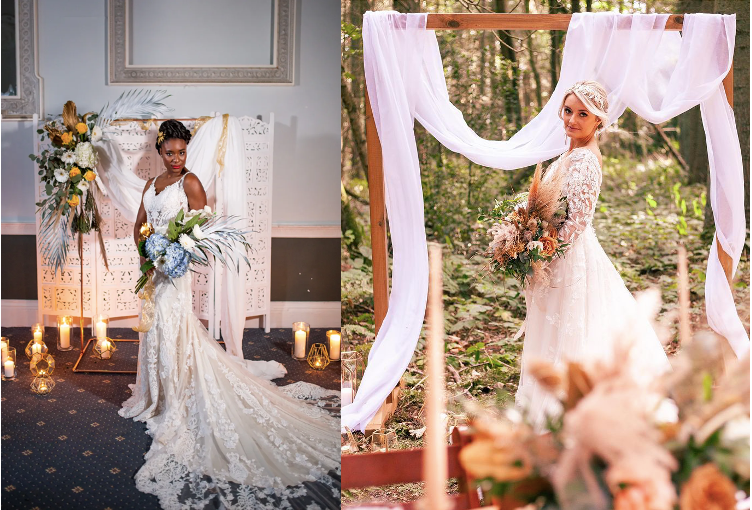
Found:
<box><xmin>717</xmin><ymin>66</ymin><xmax>734</xmax><ymax>283</ymax></box>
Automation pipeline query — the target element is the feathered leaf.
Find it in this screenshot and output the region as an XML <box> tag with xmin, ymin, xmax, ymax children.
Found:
<box><xmin>97</xmin><ymin>89</ymin><xmax>173</xmax><ymax>128</ymax></box>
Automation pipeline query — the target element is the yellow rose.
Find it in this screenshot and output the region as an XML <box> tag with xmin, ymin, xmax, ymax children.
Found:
<box><xmin>75</xmin><ymin>122</ymin><xmax>88</xmax><ymax>135</ymax></box>
<box><xmin>69</xmin><ymin>167</ymin><xmax>81</xmax><ymax>178</ymax></box>
<box><xmin>539</xmin><ymin>236</ymin><xmax>558</xmax><ymax>257</ymax></box>
<box><xmin>61</xmin><ymin>132</ymin><xmax>73</xmax><ymax>145</ymax></box>
<box><xmin>67</xmin><ymin>195</ymin><xmax>80</xmax><ymax>208</ymax></box>
<box><xmin>83</xmin><ymin>171</ymin><xmax>96</xmax><ymax>181</ymax></box>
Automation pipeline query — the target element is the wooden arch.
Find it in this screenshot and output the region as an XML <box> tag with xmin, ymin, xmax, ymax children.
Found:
<box><xmin>362</xmin><ymin>12</ymin><xmax>735</xmax><ymax>430</ymax></box>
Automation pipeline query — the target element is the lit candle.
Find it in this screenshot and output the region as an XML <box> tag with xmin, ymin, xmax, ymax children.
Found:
<box><xmin>39</xmin><ymin>381</ymin><xmax>48</xmax><ymax>392</ymax></box>
<box><xmin>33</xmin><ymin>329</ymin><xmax>42</xmax><ymax>343</ymax></box>
<box><xmin>294</xmin><ymin>330</ymin><xmax>306</xmax><ymax>358</ymax></box>
<box><xmin>328</xmin><ymin>332</ymin><xmax>341</xmax><ymax>361</ymax></box>
<box><xmin>59</xmin><ymin>322</ymin><xmax>70</xmax><ymax>349</ymax></box>
<box><xmin>96</xmin><ymin>320</ymin><xmax>107</xmax><ymax>340</ymax></box>
<box><xmin>4</xmin><ymin>360</ymin><xmax>14</xmax><ymax>378</ymax></box>
<box><xmin>31</xmin><ymin>343</ymin><xmax>42</xmax><ymax>355</ymax></box>
<box><xmin>101</xmin><ymin>340</ymin><xmax>112</xmax><ymax>359</ymax></box>
<box><xmin>341</xmin><ymin>384</ymin><xmax>354</xmax><ymax>406</ymax></box>
<box><xmin>1</xmin><ymin>340</ymin><xmax>7</xmax><ymax>364</ymax></box>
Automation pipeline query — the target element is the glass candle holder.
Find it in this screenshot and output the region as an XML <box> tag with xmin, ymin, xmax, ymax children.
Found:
<box><xmin>370</xmin><ymin>429</ymin><xmax>397</xmax><ymax>453</ymax></box>
<box><xmin>326</xmin><ymin>330</ymin><xmax>341</xmax><ymax>361</ymax></box>
<box><xmin>31</xmin><ymin>323</ymin><xmax>45</xmax><ymax>344</ymax></box>
<box><xmin>2</xmin><ymin>347</ymin><xmax>17</xmax><ymax>380</ymax></box>
<box><xmin>94</xmin><ymin>338</ymin><xmax>116</xmax><ymax>360</ymax></box>
<box><xmin>1</xmin><ymin>337</ymin><xmax>8</xmax><ymax>365</ymax></box>
<box><xmin>57</xmin><ymin>316</ymin><xmax>74</xmax><ymax>351</ymax></box>
<box><xmin>25</xmin><ymin>337</ymin><xmax>48</xmax><ymax>359</ymax></box>
<box><xmin>307</xmin><ymin>343</ymin><xmax>330</xmax><ymax>370</ymax></box>
<box><xmin>30</xmin><ymin>352</ymin><xmax>55</xmax><ymax>377</ymax></box>
<box><xmin>94</xmin><ymin>314</ymin><xmax>109</xmax><ymax>345</ymax></box>
<box><xmin>291</xmin><ymin>322</ymin><xmax>310</xmax><ymax>360</ymax></box>
<box><xmin>341</xmin><ymin>350</ymin><xmax>363</xmax><ymax>407</ymax></box>
<box><xmin>30</xmin><ymin>374</ymin><xmax>55</xmax><ymax>396</ymax></box>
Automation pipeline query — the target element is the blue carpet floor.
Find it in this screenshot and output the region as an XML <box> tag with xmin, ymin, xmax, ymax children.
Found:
<box><xmin>1</xmin><ymin>327</ymin><xmax>341</xmax><ymax>510</ymax></box>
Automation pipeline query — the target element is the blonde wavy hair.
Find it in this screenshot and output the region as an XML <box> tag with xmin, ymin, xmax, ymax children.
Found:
<box><xmin>558</xmin><ymin>80</ymin><xmax>610</xmax><ymax>136</ymax></box>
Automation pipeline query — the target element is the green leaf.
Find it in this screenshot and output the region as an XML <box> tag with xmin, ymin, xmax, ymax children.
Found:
<box><xmin>702</xmin><ymin>372</ymin><xmax>713</xmax><ymax>402</ymax></box>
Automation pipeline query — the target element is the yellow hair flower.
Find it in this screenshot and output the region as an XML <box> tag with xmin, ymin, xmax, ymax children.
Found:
<box><xmin>61</xmin><ymin>132</ymin><xmax>73</xmax><ymax>145</ymax></box>
<box><xmin>157</xmin><ymin>131</ymin><xmax>165</xmax><ymax>144</ymax></box>
<box><xmin>67</xmin><ymin>195</ymin><xmax>80</xmax><ymax>208</ymax></box>
<box><xmin>75</xmin><ymin>122</ymin><xmax>88</xmax><ymax>135</ymax></box>
<box><xmin>83</xmin><ymin>171</ymin><xmax>96</xmax><ymax>181</ymax></box>
<box><xmin>69</xmin><ymin>167</ymin><xmax>81</xmax><ymax>178</ymax></box>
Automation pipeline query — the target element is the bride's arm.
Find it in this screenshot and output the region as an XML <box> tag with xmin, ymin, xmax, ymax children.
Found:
<box><xmin>557</xmin><ymin>154</ymin><xmax>601</xmax><ymax>248</ymax></box>
<box><xmin>133</xmin><ymin>178</ymin><xmax>154</xmax><ymax>249</ymax></box>
<box><xmin>183</xmin><ymin>173</ymin><xmax>208</xmax><ymax>211</ymax></box>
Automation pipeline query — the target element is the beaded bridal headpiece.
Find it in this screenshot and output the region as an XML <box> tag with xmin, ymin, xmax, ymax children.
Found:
<box><xmin>567</xmin><ymin>82</ymin><xmax>607</xmax><ymax>112</ymax></box>
<box><xmin>559</xmin><ymin>80</ymin><xmax>610</xmax><ymax>135</ymax></box>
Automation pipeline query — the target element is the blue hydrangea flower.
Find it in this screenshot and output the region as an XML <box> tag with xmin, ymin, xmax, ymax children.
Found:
<box><xmin>145</xmin><ymin>233</ymin><xmax>170</xmax><ymax>261</ymax></box>
<box><xmin>162</xmin><ymin>242</ymin><xmax>191</xmax><ymax>279</ymax></box>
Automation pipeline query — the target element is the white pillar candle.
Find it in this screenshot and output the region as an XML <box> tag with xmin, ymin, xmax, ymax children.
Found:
<box><xmin>294</xmin><ymin>330</ymin><xmax>306</xmax><ymax>358</ymax></box>
<box><xmin>33</xmin><ymin>330</ymin><xmax>42</xmax><ymax>343</ymax></box>
<box><xmin>59</xmin><ymin>324</ymin><xmax>70</xmax><ymax>349</ymax></box>
<box><xmin>328</xmin><ymin>333</ymin><xmax>341</xmax><ymax>360</ymax></box>
<box><xmin>4</xmin><ymin>360</ymin><xmax>14</xmax><ymax>378</ymax></box>
<box><xmin>31</xmin><ymin>343</ymin><xmax>42</xmax><ymax>355</ymax></box>
<box><xmin>341</xmin><ymin>385</ymin><xmax>354</xmax><ymax>406</ymax></box>
<box><xmin>96</xmin><ymin>321</ymin><xmax>107</xmax><ymax>340</ymax></box>
<box><xmin>101</xmin><ymin>340</ymin><xmax>112</xmax><ymax>359</ymax></box>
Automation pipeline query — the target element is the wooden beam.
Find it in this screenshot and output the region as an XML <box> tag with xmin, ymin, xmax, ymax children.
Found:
<box><xmin>365</xmin><ymin>88</ymin><xmax>390</xmax><ymax>332</ymax></box>
<box><xmin>425</xmin><ymin>13</ymin><xmax>687</xmax><ymax>31</ymax></box>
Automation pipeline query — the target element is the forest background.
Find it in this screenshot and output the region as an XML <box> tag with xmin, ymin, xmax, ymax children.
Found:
<box><xmin>341</xmin><ymin>1</ymin><xmax>750</xmax><ymax>503</ymax></box>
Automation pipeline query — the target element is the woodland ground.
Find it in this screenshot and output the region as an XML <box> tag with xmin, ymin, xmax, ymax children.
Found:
<box><xmin>340</xmin><ymin>153</ymin><xmax>750</xmax><ymax>506</ymax></box>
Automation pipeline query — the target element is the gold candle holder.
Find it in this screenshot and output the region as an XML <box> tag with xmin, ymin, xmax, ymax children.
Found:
<box><xmin>2</xmin><ymin>347</ymin><xmax>17</xmax><ymax>380</ymax></box>
<box><xmin>30</xmin><ymin>374</ymin><xmax>55</xmax><ymax>396</ymax></box>
<box><xmin>30</xmin><ymin>352</ymin><xmax>55</xmax><ymax>377</ymax></box>
<box><xmin>94</xmin><ymin>338</ymin><xmax>116</xmax><ymax>360</ymax></box>
<box><xmin>341</xmin><ymin>350</ymin><xmax>364</xmax><ymax>407</ymax></box>
<box><xmin>57</xmin><ymin>316</ymin><xmax>74</xmax><ymax>351</ymax></box>
<box><xmin>370</xmin><ymin>428</ymin><xmax>397</xmax><ymax>453</ymax></box>
<box><xmin>307</xmin><ymin>343</ymin><xmax>330</xmax><ymax>370</ymax></box>
<box><xmin>25</xmin><ymin>337</ymin><xmax>48</xmax><ymax>359</ymax></box>
<box><xmin>291</xmin><ymin>322</ymin><xmax>310</xmax><ymax>360</ymax></box>
<box><xmin>326</xmin><ymin>330</ymin><xmax>341</xmax><ymax>361</ymax></box>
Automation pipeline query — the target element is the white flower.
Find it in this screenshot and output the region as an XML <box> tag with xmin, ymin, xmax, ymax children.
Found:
<box><xmin>178</xmin><ymin>233</ymin><xmax>196</xmax><ymax>250</ymax></box>
<box><xmin>77</xmin><ymin>180</ymin><xmax>89</xmax><ymax>193</ymax></box>
<box><xmin>203</xmin><ymin>205</ymin><xmax>212</xmax><ymax>214</ymax></box>
<box><xmin>54</xmin><ymin>168</ymin><xmax>69</xmax><ymax>183</ymax></box>
<box><xmin>721</xmin><ymin>416</ymin><xmax>750</xmax><ymax>445</ymax></box>
<box><xmin>527</xmin><ymin>241</ymin><xmax>543</xmax><ymax>252</ymax></box>
<box><xmin>652</xmin><ymin>398</ymin><xmax>679</xmax><ymax>425</ymax></box>
<box><xmin>74</xmin><ymin>141</ymin><xmax>98</xmax><ymax>169</ymax></box>
<box><xmin>90</xmin><ymin>125</ymin><xmax>102</xmax><ymax>142</ymax></box>
<box><xmin>155</xmin><ymin>225</ymin><xmax>168</xmax><ymax>235</ymax></box>
<box><xmin>154</xmin><ymin>256</ymin><xmax>166</xmax><ymax>271</ymax></box>
<box><xmin>61</xmin><ymin>151</ymin><xmax>76</xmax><ymax>164</ymax></box>
<box><xmin>192</xmin><ymin>224</ymin><xmax>206</xmax><ymax>240</ymax></box>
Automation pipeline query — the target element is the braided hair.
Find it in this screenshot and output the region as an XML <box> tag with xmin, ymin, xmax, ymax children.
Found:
<box><xmin>155</xmin><ymin>119</ymin><xmax>191</xmax><ymax>153</ymax></box>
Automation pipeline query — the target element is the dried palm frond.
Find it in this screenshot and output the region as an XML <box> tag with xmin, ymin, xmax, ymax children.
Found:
<box><xmin>97</xmin><ymin>89</ymin><xmax>172</xmax><ymax>128</ymax></box>
<box><xmin>43</xmin><ymin>124</ymin><xmax>64</xmax><ymax>146</ymax></box>
<box><xmin>62</xmin><ymin>101</ymin><xmax>79</xmax><ymax>131</ymax></box>
<box><xmin>189</xmin><ymin>216</ymin><xmax>253</xmax><ymax>273</ymax></box>
<box><xmin>38</xmin><ymin>207</ymin><xmax>73</xmax><ymax>277</ymax></box>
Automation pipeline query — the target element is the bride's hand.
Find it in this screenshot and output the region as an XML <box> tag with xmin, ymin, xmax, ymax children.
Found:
<box><xmin>140</xmin><ymin>256</ymin><xmax>155</xmax><ymax>277</ymax></box>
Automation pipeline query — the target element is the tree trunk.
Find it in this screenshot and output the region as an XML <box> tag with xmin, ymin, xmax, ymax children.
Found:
<box><xmin>549</xmin><ymin>0</ymin><xmax>560</xmax><ymax>86</ymax></box>
<box><xmin>678</xmin><ymin>106</ymin><xmax>708</xmax><ymax>185</ymax></box>
<box><xmin>495</xmin><ymin>0</ymin><xmax>522</xmax><ymax>131</ymax></box>
<box><xmin>341</xmin><ymin>67</ymin><xmax>369</xmax><ymax>179</ymax></box>
<box><xmin>524</xmin><ymin>0</ymin><xmax>543</xmax><ymax>109</ymax></box>
<box><xmin>586</xmin><ymin>0</ymin><xmax>592</xmax><ymax>11</ymax></box>
<box><xmin>571</xmin><ymin>0</ymin><xmax>580</xmax><ymax>13</ymax></box>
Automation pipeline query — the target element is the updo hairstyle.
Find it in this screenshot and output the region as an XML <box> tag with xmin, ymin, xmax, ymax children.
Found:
<box><xmin>155</xmin><ymin>119</ymin><xmax>192</xmax><ymax>153</ymax></box>
<box><xmin>558</xmin><ymin>80</ymin><xmax>610</xmax><ymax>136</ymax></box>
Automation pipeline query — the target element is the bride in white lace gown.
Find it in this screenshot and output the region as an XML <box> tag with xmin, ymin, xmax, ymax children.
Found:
<box><xmin>516</xmin><ymin>82</ymin><xmax>671</xmax><ymax>428</ymax></box>
<box><xmin>119</xmin><ymin>120</ymin><xmax>340</xmax><ymax>509</ymax></box>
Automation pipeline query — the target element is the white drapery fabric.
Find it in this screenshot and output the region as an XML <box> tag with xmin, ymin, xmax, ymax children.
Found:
<box><xmin>342</xmin><ymin>11</ymin><xmax>748</xmax><ymax>432</ymax></box>
<box><xmin>93</xmin><ymin>115</ymin><xmax>249</xmax><ymax>359</ymax></box>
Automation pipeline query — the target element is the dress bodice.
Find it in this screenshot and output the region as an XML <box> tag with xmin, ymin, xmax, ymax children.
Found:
<box><xmin>143</xmin><ymin>174</ymin><xmax>189</xmax><ymax>227</ymax></box>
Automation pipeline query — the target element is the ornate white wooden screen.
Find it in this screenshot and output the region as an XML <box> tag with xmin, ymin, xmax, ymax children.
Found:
<box><xmin>34</xmin><ymin>113</ymin><xmax>274</xmax><ymax>337</ymax></box>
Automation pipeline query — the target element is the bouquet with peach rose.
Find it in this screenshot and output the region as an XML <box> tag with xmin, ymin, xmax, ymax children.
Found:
<box><xmin>480</xmin><ymin>162</ymin><xmax>569</xmax><ymax>286</ymax></box>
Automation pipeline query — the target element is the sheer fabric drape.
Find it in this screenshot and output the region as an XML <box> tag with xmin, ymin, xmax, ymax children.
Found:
<box><xmin>342</xmin><ymin>11</ymin><xmax>747</xmax><ymax>432</ymax></box>
<box><xmin>93</xmin><ymin>116</ymin><xmax>248</xmax><ymax>359</ymax></box>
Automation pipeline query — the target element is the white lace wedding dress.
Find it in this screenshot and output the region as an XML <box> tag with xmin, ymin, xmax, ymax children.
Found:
<box><xmin>119</xmin><ymin>173</ymin><xmax>340</xmax><ymax>509</ymax></box>
<box><xmin>516</xmin><ymin>148</ymin><xmax>671</xmax><ymax>428</ymax></box>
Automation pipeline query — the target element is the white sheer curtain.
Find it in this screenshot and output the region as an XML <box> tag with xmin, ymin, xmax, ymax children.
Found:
<box><xmin>93</xmin><ymin>115</ymin><xmax>249</xmax><ymax>359</ymax></box>
<box><xmin>342</xmin><ymin>11</ymin><xmax>748</xmax><ymax>432</ymax></box>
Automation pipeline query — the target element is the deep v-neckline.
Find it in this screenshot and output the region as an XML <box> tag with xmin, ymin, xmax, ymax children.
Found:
<box><xmin>153</xmin><ymin>173</ymin><xmax>187</xmax><ymax>196</ymax></box>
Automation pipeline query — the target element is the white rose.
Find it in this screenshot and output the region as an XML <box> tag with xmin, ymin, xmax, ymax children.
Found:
<box><xmin>186</xmin><ymin>209</ymin><xmax>201</xmax><ymax>219</ymax></box>
<box><xmin>652</xmin><ymin>398</ymin><xmax>679</xmax><ymax>425</ymax></box>
<box><xmin>527</xmin><ymin>241</ymin><xmax>543</xmax><ymax>252</ymax></box>
<box><xmin>61</xmin><ymin>151</ymin><xmax>76</xmax><ymax>164</ymax></box>
<box><xmin>90</xmin><ymin>125</ymin><xmax>103</xmax><ymax>142</ymax></box>
<box><xmin>203</xmin><ymin>205</ymin><xmax>212</xmax><ymax>214</ymax></box>
<box><xmin>178</xmin><ymin>233</ymin><xmax>196</xmax><ymax>250</ymax></box>
<box><xmin>77</xmin><ymin>180</ymin><xmax>89</xmax><ymax>193</ymax></box>
<box><xmin>721</xmin><ymin>416</ymin><xmax>750</xmax><ymax>445</ymax></box>
<box><xmin>54</xmin><ymin>168</ymin><xmax>69</xmax><ymax>183</ymax></box>
<box><xmin>192</xmin><ymin>224</ymin><xmax>206</xmax><ymax>240</ymax></box>
<box><xmin>75</xmin><ymin>141</ymin><xmax>98</xmax><ymax>168</ymax></box>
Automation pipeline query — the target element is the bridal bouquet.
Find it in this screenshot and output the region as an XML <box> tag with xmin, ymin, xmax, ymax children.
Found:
<box><xmin>135</xmin><ymin>207</ymin><xmax>251</xmax><ymax>294</ymax></box>
<box><xmin>480</xmin><ymin>163</ymin><xmax>568</xmax><ymax>286</ymax></box>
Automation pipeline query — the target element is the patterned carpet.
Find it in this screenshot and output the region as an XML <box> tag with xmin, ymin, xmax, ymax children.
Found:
<box><xmin>1</xmin><ymin>327</ymin><xmax>341</xmax><ymax>510</ymax></box>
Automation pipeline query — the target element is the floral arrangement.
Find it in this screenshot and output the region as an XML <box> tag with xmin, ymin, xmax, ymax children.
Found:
<box><xmin>135</xmin><ymin>207</ymin><xmax>252</xmax><ymax>294</ymax></box>
<box><xmin>458</xmin><ymin>290</ymin><xmax>750</xmax><ymax>510</ymax></box>
<box><xmin>480</xmin><ymin>163</ymin><xmax>569</xmax><ymax>286</ymax></box>
<box><xmin>29</xmin><ymin>90</ymin><xmax>172</xmax><ymax>276</ymax></box>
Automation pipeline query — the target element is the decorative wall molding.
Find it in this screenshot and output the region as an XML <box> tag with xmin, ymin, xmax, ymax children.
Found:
<box><xmin>1</xmin><ymin>0</ymin><xmax>43</xmax><ymax>119</ymax></box>
<box><xmin>108</xmin><ymin>0</ymin><xmax>295</xmax><ymax>85</ymax></box>
<box><xmin>271</xmin><ymin>225</ymin><xmax>341</xmax><ymax>238</ymax></box>
<box><xmin>1</xmin><ymin>222</ymin><xmax>35</xmax><ymax>235</ymax></box>
<box><xmin>2</xmin><ymin>300</ymin><xmax>341</xmax><ymax>329</ymax></box>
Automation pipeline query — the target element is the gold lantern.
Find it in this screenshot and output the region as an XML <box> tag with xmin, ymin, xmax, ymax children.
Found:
<box><xmin>326</xmin><ymin>330</ymin><xmax>341</xmax><ymax>361</ymax></box>
<box><xmin>30</xmin><ymin>375</ymin><xmax>55</xmax><ymax>396</ymax></box>
<box><xmin>2</xmin><ymin>347</ymin><xmax>17</xmax><ymax>380</ymax></box>
<box><xmin>93</xmin><ymin>314</ymin><xmax>109</xmax><ymax>345</ymax></box>
<box><xmin>341</xmin><ymin>350</ymin><xmax>364</xmax><ymax>407</ymax></box>
<box><xmin>370</xmin><ymin>428</ymin><xmax>397</xmax><ymax>452</ymax></box>
<box><xmin>307</xmin><ymin>343</ymin><xmax>330</xmax><ymax>370</ymax></box>
<box><xmin>30</xmin><ymin>353</ymin><xmax>55</xmax><ymax>377</ymax></box>
<box><xmin>25</xmin><ymin>338</ymin><xmax>48</xmax><ymax>359</ymax></box>
<box><xmin>291</xmin><ymin>322</ymin><xmax>310</xmax><ymax>360</ymax></box>
<box><xmin>94</xmin><ymin>338</ymin><xmax>116</xmax><ymax>360</ymax></box>
<box><xmin>57</xmin><ymin>316</ymin><xmax>74</xmax><ymax>351</ymax></box>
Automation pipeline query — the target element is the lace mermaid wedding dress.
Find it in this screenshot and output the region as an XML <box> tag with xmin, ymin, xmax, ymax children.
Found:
<box><xmin>516</xmin><ymin>148</ymin><xmax>671</xmax><ymax>428</ymax></box>
<box><xmin>119</xmin><ymin>174</ymin><xmax>340</xmax><ymax>509</ymax></box>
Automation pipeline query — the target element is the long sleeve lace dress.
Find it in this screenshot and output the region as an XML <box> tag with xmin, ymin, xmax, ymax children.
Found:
<box><xmin>118</xmin><ymin>173</ymin><xmax>340</xmax><ymax>509</ymax></box>
<box><xmin>516</xmin><ymin>148</ymin><xmax>671</xmax><ymax>428</ymax></box>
